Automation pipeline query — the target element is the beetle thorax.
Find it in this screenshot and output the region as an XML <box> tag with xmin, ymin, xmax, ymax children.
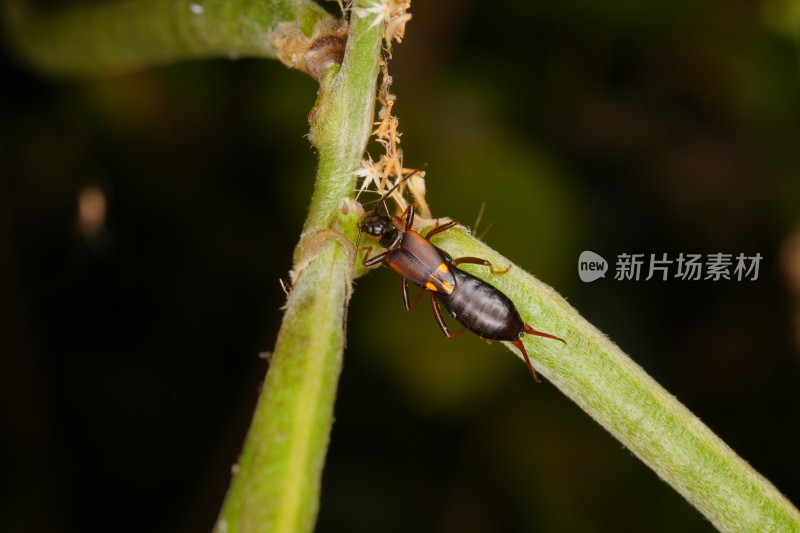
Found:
<box><xmin>379</xmin><ymin>217</ymin><xmax>406</xmax><ymax>250</ymax></box>
<box><xmin>379</xmin><ymin>220</ymin><xmax>403</xmax><ymax>249</ymax></box>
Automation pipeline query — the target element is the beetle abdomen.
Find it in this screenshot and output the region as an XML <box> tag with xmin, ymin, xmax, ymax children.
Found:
<box><xmin>438</xmin><ymin>269</ymin><xmax>524</xmax><ymax>341</ymax></box>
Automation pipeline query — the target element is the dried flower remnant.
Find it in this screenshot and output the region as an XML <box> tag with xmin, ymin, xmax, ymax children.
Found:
<box><xmin>355</xmin><ymin>155</ymin><xmax>385</xmax><ymax>198</ymax></box>
<box><xmin>352</xmin><ymin>0</ymin><xmax>428</xmax><ymax>219</ymax></box>
<box><xmin>354</xmin><ymin>0</ymin><xmax>411</xmax><ymax>51</ymax></box>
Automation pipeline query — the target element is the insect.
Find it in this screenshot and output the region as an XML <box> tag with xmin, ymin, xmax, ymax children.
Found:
<box><xmin>356</xmin><ymin>180</ymin><xmax>565</xmax><ymax>382</ymax></box>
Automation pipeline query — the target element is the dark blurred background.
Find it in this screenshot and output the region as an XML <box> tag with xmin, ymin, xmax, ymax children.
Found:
<box><xmin>2</xmin><ymin>1</ymin><xmax>800</xmax><ymax>532</ymax></box>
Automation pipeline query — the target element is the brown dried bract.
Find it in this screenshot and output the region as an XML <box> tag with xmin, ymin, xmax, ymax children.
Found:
<box><xmin>269</xmin><ymin>19</ymin><xmax>348</xmax><ymax>80</ymax></box>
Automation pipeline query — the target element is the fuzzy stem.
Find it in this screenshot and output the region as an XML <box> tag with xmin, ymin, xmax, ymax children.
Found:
<box><xmin>2</xmin><ymin>0</ymin><xmax>334</xmax><ymax>77</ymax></box>
<box><xmin>213</xmin><ymin>4</ymin><xmax>382</xmax><ymax>533</ymax></box>
<box><xmin>424</xmin><ymin>223</ymin><xmax>800</xmax><ymax>533</ymax></box>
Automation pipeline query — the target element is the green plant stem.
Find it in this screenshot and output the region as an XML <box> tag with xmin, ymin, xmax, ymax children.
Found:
<box><xmin>2</xmin><ymin>0</ymin><xmax>334</xmax><ymax>76</ymax></box>
<box><xmin>213</xmin><ymin>4</ymin><xmax>382</xmax><ymax>533</ymax></box>
<box><xmin>424</xmin><ymin>223</ymin><xmax>800</xmax><ymax>533</ymax></box>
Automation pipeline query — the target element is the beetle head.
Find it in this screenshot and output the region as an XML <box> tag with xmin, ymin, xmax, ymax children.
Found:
<box><xmin>358</xmin><ymin>212</ymin><xmax>401</xmax><ymax>250</ymax></box>
<box><xmin>360</xmin><ymin>212</ymin><xmax>392</xmax><ymax>238</ymax></box>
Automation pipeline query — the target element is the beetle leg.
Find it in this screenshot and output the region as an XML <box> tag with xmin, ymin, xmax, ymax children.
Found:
<box><xmin>430</xmin><ymin>295</ymin><xmax>467</xmax><ymax>339</ymax></box>
<box><xmin>523</xmin><ymin>324</ymin><xmax>566</xmax><ymax>344</ymax></box>
<box><xmin>511</xmin><ymin>339</ymin><xmax>542</xmax><ymax>383</ymax></box>
<box><xmin>362</xmin><ymin>246</ymin><xmax>389</xmax><ymax>267</ymax></box>
<box><xmin>402</xmin><ymin>279</ymin><xmax>427</xmax><ymax>311</ymax></box>
<box><xmin>424</xmin><ymin>220</ymin><xmax>457</xmax><ymax>241</ymax></box>
<box><xmin>401</xmin><ymin>204</ymin><xmax>415</xmax><ymax>230</ymax></box>
<box><xmin>453</xmin><ymin>256</ymin><xmax>512</xmax><ymax>275</ymax></box>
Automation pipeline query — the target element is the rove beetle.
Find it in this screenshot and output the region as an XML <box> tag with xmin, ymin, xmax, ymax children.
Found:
<box><xmin>356</xmin><ymin>176</ymin><xmax>565</xmax><ymax>382</ymax></box>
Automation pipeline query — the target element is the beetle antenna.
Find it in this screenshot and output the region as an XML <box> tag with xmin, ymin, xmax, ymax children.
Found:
<box><xmin>359</xmin><ymin>164</ymin><xmax>428</xmax><ymax>213</ymax></box>
<box><xmin>379</xmin><ymin>164</ymin><xmax>427</xmax><ymax>212</ymax></box>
